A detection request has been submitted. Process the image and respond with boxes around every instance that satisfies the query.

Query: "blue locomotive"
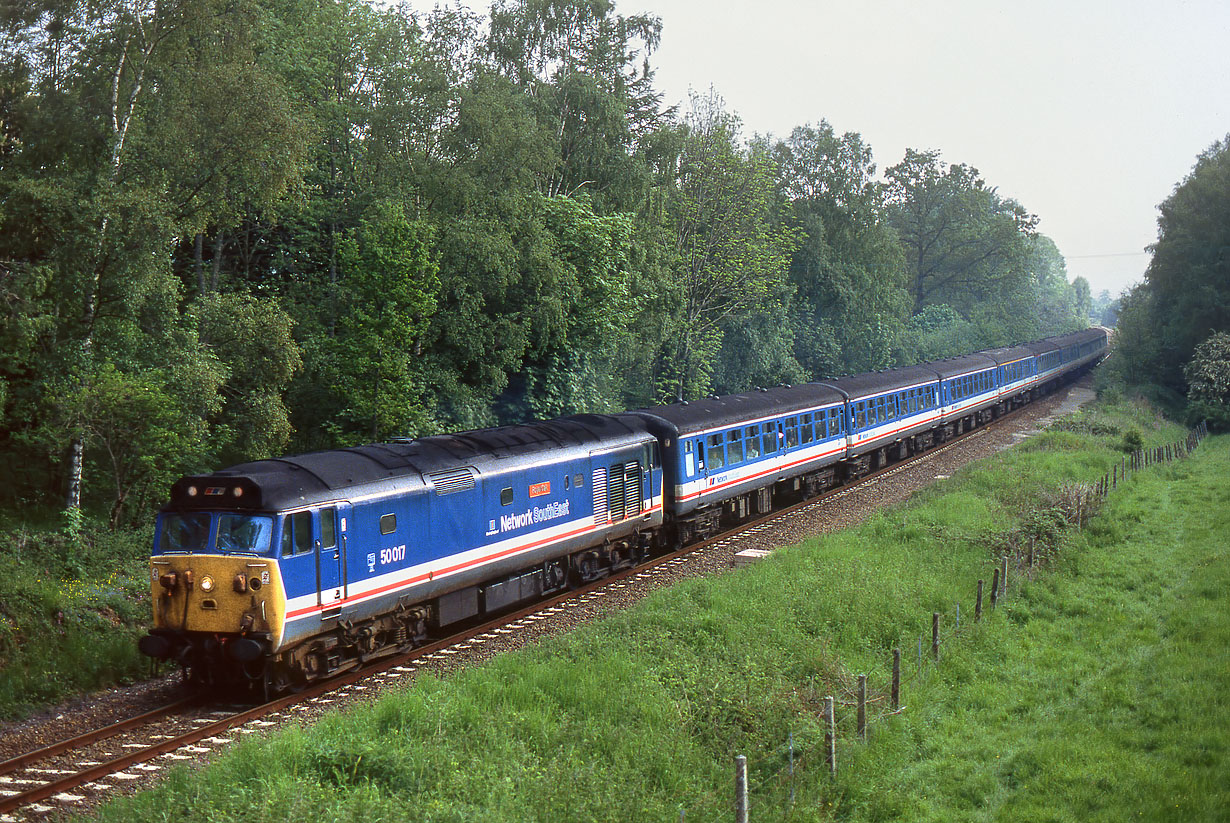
[139,327,1107,693]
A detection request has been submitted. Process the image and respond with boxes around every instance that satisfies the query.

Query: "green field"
[76,396,1226,823]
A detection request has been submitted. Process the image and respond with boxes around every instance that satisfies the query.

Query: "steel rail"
[0,695,201,779]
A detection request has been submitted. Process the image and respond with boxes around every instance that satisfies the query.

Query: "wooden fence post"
[976,579,984,621]
[735,755,748,823]
[891,649,900,711]
[990,568,1000,608]
[857,674,867,740]
[1000,556,1008,597]
[824,697,836,777]
[932,613,940,660]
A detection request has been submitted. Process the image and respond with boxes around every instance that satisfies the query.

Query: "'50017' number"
[380,545,406,565]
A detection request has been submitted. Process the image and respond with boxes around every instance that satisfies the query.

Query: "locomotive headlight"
[232,486,243,498]
[187,485,198,497]
[200,575,215,593]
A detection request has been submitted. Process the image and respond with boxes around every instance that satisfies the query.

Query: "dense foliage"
[0,0,1089,525]
[1114,135,1230,426]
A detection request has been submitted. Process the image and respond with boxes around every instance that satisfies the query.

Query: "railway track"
[0,387,1050,821]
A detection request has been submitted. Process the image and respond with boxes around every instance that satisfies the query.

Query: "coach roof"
[627,383,844,436]
[817,364,940,400]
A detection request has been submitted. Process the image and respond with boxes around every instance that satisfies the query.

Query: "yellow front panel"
[149,555,287,649]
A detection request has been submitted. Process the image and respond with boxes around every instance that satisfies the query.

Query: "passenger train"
[139,327,1108,694]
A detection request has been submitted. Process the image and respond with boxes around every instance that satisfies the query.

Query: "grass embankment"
[838,432,1230,821]
[87,397,1225,822]
[0,517,151,718]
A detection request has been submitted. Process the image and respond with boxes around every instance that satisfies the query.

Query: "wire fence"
[678,421,1210,823]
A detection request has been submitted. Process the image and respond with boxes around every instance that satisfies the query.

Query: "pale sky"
[409,0,1230,298]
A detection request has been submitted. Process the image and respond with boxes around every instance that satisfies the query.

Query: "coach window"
[784,416,799,448]
[685,441,696,476]
[855,404,865,430]
[707,434,725,470]
[745,426,761,459]
[800,414,814,445]
[762,426,776,455]
[500,487,514,506]
[727,430,744,464]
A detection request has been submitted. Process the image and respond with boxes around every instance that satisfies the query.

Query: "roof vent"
[428,468,476,495]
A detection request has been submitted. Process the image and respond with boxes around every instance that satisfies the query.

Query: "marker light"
[187,486,198,497]
[200,575,215,593]
[233,486,243,498]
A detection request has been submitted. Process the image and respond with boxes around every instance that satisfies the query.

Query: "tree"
[885,149,1037,318]
[329,201,439,443]
[193,293,303,464]
[0,0,308,517]
[487,0,664,207]
[653,91,798,400]
[1135,135,1230,392]
[770,122,908,376]
[1184,331,1230,431]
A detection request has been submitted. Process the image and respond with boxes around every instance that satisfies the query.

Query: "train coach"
[139,327,1107,694]
[627,383,848,545]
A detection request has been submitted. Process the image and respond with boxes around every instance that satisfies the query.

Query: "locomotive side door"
[316,505,348,614]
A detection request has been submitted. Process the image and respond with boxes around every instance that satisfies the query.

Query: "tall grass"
[0,517,152,717]
[82,397,1225,822]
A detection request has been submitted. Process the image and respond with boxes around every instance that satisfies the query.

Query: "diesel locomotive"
[139,327,1107,695]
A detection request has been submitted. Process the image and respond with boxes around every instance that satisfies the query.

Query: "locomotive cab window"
[281,511,313,556]
[380,513,397,534]
[217,514,274,554]
[320,508,336,550]
[500,487,514,506]
[159,512,210,552]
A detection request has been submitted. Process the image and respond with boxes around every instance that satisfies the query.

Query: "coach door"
[316,504,350,617]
